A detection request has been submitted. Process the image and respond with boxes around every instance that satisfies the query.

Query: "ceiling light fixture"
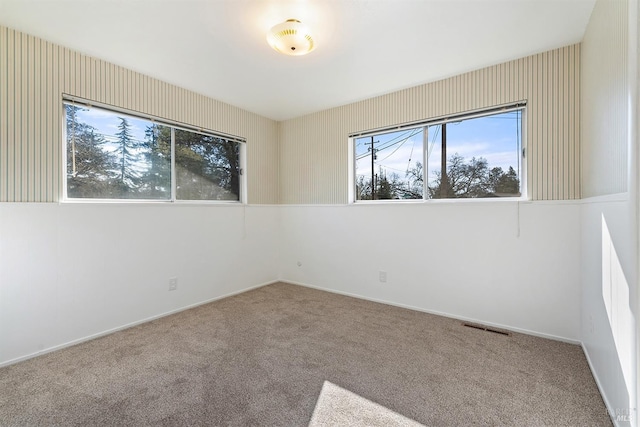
[267,19,315,56]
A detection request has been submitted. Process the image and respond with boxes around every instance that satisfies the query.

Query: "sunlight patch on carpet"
[308,381,424,427]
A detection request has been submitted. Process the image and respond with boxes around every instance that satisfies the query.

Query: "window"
[353,105,524,201]
[64,101,243,202]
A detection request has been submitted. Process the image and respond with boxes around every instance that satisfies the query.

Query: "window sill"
[60,199,244,206]
[351,196,529,205]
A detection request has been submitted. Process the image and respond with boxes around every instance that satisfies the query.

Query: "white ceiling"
[0,0,596,121]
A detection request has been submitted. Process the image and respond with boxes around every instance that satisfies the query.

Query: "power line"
[355,128,421,161]
[377,129,421,162]
[427,124,441,161]
[406,130,419,172]
[378,164,409,173]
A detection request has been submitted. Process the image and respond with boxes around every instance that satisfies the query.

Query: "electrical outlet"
[379,271,387,283]
[169,277,178,291]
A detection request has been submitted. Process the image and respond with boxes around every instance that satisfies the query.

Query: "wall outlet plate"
[169,277,178,291]
[379,271,387,283]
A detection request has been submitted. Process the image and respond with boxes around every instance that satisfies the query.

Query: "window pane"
[143,124,172,199]
[355,128,424,200]
[426,111,522,199]
[65,104,171,200]
[175,129,240,201]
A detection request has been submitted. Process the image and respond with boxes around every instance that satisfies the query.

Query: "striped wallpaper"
[581,0,629,197]
[279,45,581,203]
[0,24,584,204]
[0,25,279,204]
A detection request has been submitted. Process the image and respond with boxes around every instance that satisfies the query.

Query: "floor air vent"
[463,322,511,336]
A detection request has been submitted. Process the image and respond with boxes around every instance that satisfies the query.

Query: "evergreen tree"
[65,105,116,198]
[495,166,520,195]
[376,170,395,199]
[141,124,171,199]
[113,117,143,196]
[174,129,240,200]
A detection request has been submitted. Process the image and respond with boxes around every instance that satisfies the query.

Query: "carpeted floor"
[309,380,425,426]
[0,282,611,426]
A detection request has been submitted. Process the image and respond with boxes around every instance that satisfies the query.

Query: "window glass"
[65,104,115,199]
[175,129,240,201]
[143,123,172,199]
[353,107,523,201]
[355,128,424,200]
[64,102,242,202]
[426,110,522,199]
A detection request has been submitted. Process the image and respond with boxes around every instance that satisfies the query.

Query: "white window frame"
[61,96,247,204]
[349,102,527,203]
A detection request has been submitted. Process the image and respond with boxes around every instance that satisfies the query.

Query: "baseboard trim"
[581,343,619,426]
[0,279,279,368]
[281,279,581,345]
[4,278,615,425]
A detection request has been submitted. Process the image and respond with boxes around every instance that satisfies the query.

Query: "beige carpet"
[0,282,611,426]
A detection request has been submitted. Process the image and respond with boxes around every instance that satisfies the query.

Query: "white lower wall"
[0,203,280,366]
[279,201,581,342]
[581,195,637,424]
[3,198,636,421]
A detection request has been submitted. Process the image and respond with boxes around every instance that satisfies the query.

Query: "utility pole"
[71,117,77,177]
[440,123,448,198]
[365,136,378,199]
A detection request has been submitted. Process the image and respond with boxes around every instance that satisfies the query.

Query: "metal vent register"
[463,322,511,336]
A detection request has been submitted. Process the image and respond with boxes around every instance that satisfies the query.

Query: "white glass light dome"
[267,19,315,56]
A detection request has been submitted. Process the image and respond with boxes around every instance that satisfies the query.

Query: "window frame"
[61,96,247,204]
[349,102,527,203]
